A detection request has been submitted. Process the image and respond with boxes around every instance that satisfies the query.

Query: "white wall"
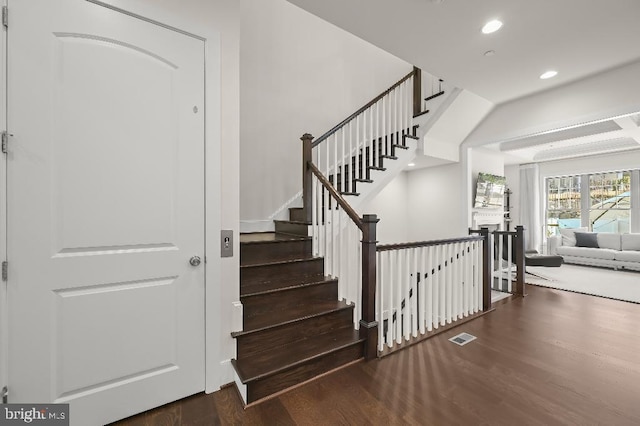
[239,0,410,227]
[360,172,409,244]
[405,163,465,241]
[100,0,240,392]
[466,59,640,146]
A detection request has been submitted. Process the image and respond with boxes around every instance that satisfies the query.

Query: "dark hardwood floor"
[112,285,640,425]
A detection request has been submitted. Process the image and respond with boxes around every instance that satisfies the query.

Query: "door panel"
[51,33,178,251]
[7,1,205,424]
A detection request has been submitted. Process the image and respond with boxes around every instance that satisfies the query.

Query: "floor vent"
[449,332,476,346]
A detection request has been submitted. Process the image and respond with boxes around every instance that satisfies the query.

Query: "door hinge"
[1,386,7,404]
[2,6,7,28]
[1,131,8,154]
[1,261,7,281]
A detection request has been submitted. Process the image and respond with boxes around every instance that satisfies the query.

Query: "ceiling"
[286,0,640,104]
[287,0,640,165]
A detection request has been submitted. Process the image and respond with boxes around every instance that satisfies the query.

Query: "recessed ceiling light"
[484,50,496,57]
[408,163,415,167]
[540,70,558,79]
[482,20,503,34]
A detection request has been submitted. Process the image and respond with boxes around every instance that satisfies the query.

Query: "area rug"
[525,264,640,304]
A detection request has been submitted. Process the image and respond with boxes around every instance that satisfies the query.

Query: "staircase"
[232,215,365,404]
[232,67,449,404]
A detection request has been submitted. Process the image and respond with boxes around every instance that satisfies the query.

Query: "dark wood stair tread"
[413,109,430,118]
[240,255,319,269]
[232,327,363,383]
[340,191,360,196]
[425,90,445,101]
[274,220,311,225]
[381,154,398,160]
[368,166,386,171]
[240,232,309,244]
[241,274,334,298]
[354,178,373,183]
[241,252,316,267]
[234,299,353,335]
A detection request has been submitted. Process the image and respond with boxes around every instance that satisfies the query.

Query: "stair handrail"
[308,162,363,229]
[312,67,421,148]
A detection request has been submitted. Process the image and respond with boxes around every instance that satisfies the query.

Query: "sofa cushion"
[597,233,622,250]
[556,246,617,260]
[615,250,640,262]
[559,227,588,247]
[621,234,640,251]
[575,232,599,248]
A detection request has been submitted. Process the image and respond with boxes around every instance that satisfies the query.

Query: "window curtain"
[519,164,541,252]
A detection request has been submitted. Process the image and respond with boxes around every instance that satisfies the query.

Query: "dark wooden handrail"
[311,68,417,148]
[377,235,484,252]
[307,161,364,230]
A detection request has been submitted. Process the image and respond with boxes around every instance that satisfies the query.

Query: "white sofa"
[548,229,640,271]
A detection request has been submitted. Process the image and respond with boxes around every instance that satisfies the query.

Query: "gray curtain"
[519,164,541,252]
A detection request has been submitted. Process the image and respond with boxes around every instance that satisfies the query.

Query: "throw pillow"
[559,227,587,247]
[575,232,599,248]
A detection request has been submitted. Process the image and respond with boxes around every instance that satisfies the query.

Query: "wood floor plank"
[111,285,640,425]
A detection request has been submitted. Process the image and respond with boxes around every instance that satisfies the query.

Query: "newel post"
[301,133,314,223]
[412,66,422,117]
[480,227,491,311]
[360,214,379,360]
[515,225,527,297]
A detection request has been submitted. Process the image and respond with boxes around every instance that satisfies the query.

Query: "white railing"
[489,228,525,294]
[420,69,447,110]
[311,176,361,325]
[311,70,416,196]
[376,237,485,353]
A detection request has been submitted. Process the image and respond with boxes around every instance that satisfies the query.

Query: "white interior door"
[7,1,205,424]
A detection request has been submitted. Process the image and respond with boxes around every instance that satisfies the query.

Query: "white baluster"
[382,96,387,157]
[388,250,395,347]
[403,249,410,341]
[433,245,440,329]
[411,248,418,338]
[452,243,458,320]
[370,107,377,179]
[356,229,362,327]
[377,251,383,352]
[418,247,425,334]
[425,246,433,331]
[507,234,513,293]
[445,244,454,324]
[340,126,345,195]
[347,122,353,194]
[467,242,473,316]
[396,249,403,345]
[333,132,338,193]
[311,175,318,256]
[477,240,483,312]
[393,87,398,148]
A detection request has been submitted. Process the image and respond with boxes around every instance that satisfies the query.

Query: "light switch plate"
[221,230,233,257]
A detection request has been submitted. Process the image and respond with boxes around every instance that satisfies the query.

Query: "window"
[589,171,631,233]
[546,175,581,236]
[546,170,635,236]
